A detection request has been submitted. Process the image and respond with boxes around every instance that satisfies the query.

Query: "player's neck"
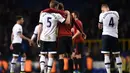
[16,22,21,25]
[75,18,78,20]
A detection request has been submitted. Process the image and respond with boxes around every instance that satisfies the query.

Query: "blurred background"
[0,0,130,73]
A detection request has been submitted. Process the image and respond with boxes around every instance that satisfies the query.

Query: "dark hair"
[72,11,79,18]
[50,1,59,8]
[101,4,109,8]
[16,16,23,21]
[58,3,64,10]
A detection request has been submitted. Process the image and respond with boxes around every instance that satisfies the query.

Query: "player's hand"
[65,10,70,15]
[10,44,13,50]
[28,39,33,46]
[37,40,40,47]
[82,33,87,39]
[72,36,75,40]
[71,28,74,33]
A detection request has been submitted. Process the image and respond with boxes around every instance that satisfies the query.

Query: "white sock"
[116,56,122,73]
[40,55,46,72]
[104,55,111,73]
[44,57,48,73]
[21,57,26,72]
[47,58,53,73]
[10,57,17,72]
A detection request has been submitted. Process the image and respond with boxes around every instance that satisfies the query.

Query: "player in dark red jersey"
[71,11,84,73]
[57,3,73,73]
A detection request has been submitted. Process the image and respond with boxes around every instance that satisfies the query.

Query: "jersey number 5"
[47,17,52,27]
[109,17,114,27]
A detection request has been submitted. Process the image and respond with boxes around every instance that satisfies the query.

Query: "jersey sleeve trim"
[99,22,103,24]
[39,22,43,24]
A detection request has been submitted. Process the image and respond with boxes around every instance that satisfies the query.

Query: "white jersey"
[33,25,39,35]
[99,11,119,38]
[39,12,65,42]
[12,24,23,44]
[31,25,39,40]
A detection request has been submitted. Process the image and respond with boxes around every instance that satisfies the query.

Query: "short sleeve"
[18,26,22,34]
[34,25,39,34]
[56,14,65,23]
[99,13,104,24]
[115,11,119,20]
[75,20,83,29]
[39,13,44,24]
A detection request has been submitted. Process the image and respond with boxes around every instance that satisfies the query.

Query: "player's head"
[101,4,110,12]
[72,11,79,19]
[49,0,59,9]
[16,16,24,24]
[57,3,64,10]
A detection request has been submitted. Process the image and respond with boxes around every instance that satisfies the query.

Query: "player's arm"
[72,30,81,40]
[31,25,39,41]
[98,13,103,29]
[37,24,42,43]
[31,33,37,41]
[57,11,70,25]
[72,19,86,39]
[10,32,14,50]
[37,12,43,44]
[11,32,14,43]
[72,21,83,39]
[20,34,30,41]
[64,10,71,25]
[18,28,32,46]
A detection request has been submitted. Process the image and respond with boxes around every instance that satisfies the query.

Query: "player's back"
[40,12,65,42]
[102,11,119,38]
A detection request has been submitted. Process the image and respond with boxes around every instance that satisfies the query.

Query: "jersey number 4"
[109,17,114,27]
[47,17,52,27]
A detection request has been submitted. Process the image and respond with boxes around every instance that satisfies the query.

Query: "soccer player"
[72,11,84,73]
[37,1,71,73]
[98,4,122,73]
[10,16,33,73]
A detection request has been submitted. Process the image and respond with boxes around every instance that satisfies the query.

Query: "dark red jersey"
[73,19,84,43]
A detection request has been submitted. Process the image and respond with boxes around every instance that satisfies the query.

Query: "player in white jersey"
[98,4,122,73]
[37,1,71,73]
[10,16,33,73]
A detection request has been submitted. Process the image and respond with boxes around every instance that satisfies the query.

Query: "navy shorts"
[73,42,84,54]
[12,43,24,56]
[40,41,57,54]
[101,35,120,54]
[58,36,72,54]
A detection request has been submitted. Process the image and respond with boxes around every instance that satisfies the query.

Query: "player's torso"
[40,13,59,41]
[58,23,72,37]
[102,11,119,38]
[74,20,84,43]
[12,24,22,44]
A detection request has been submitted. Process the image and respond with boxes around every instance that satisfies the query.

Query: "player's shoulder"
[108,11,118,14]
[51,13,61,16]
[40,12,48,17]
[99,12,105,17]
[13,24,22,31]
[35,25,39,29]
[13,24,21,28]
[76,19,82,24]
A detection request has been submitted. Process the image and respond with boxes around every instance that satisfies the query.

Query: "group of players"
[10,1,86,73]
[10,0,123,73]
